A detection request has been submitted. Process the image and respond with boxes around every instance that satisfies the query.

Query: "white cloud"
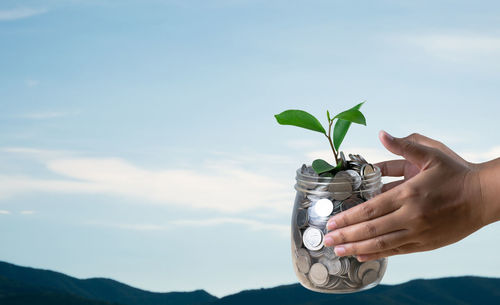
[405,33,500,61]
[0,151,291,214]
[89,217,288,235]
[0,7,47,21]
[0,210,11,215]
[20,210,36,215]
[461,146,500,163]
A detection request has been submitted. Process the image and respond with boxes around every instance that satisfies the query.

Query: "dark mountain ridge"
[0,261,215,305]
[1,260,499,305]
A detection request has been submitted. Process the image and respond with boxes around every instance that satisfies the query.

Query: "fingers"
[379,130,436,169]
[356,243,421,261]
[382,180,404,192]
[406,133,468,164]
[324,210,405,246]
[327,186,400,231]
[375,159,406,177]
[331,230,409,257]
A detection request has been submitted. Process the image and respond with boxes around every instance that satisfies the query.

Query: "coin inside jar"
[361,163,376,178]
[357,260,381,280]
[328,171,352,200]
[362,269,379,286]
[296,250,312,274]
[345,169,362,190]
[319,257,342,275]
[302,227,324,251]
[313,198,334,217]
[309,263,329,286]
[296,209,308,228]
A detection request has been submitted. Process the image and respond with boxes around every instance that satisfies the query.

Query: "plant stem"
[325,119,338,165]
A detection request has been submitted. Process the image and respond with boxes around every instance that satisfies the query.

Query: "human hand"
[323,131,486,261]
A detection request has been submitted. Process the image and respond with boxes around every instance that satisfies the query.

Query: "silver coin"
[292,226,302,248]
[362,269,379,286]
[296,250,312,274]
[357,260,381,279]
[309,248,325,258]
[309,263,329,286]
[339,257,351,275]
[323,246,337,259]
[328,172,352,200]
[340,151,347,168]
[313,198,334,217]
[308,216,328,228]
[324,276,342,289]
[345,169,362,190]
[356,154,368,164]
[307,194,321,202]
[348,259,361,283]
[302,227,324,251]
[341,196,365,211]
[296,209,308,228]
[319,257,343,275]
[343,278,360,288]
[361,163,376,178]
[296,248,309,257]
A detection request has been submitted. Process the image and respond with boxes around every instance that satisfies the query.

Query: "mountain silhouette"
[0,261,215,305]
[1,260,499,305]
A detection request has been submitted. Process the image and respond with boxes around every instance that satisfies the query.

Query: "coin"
[296,209,308,228]
[325,276,342,289]
[293,226,302,248]
[362,270,378,286]
[302,227,324,251]
[313,198,334,217]
[356,154,368,164]
[361,163,376,178]
[340,151,347,168]
[296,250,312,274]
[345,169,362,190]
[339,257,350,275]
[319,257,342,275]
[309,248,325,258]
[348,259,361,283]
[329,172,352,200]
[357,260,381,279]
[323,246,337,259]
[341,196,364,211]
[309,263,329,286]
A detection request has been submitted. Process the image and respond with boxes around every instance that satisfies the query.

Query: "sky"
[1,0,500,298]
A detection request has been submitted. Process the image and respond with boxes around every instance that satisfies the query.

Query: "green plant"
[274,102,366,175]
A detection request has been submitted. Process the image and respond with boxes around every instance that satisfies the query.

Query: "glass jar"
[291,164,387,293]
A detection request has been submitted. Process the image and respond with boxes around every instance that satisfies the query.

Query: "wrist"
[476,158,500,225]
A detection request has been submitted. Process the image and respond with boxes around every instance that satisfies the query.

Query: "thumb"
[379,130,435,169]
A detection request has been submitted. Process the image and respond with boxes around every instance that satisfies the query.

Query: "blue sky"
[1,0,500,297]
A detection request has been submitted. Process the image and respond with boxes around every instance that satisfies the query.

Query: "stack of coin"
[292,152,387,293]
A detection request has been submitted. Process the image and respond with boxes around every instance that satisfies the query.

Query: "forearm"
[477,158,500,225]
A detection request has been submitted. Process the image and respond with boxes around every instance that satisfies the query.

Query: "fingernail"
[381,130,394,141]
[356,255,366,262]
[327,219,337,231]
[324,236,333,247]
[334,246,346,256]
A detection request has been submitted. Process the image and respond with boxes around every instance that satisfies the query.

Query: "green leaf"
[333,102,365,151]
[333,109,366,125]
[274,110,326,134]
[312,159,335,174]
[327,110,331,122]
